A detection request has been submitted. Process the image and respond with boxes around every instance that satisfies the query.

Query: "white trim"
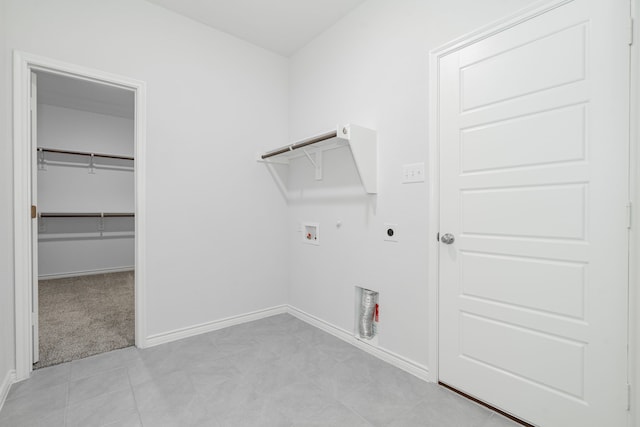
[13,52,32,382]
[287,306,431,382]
[133,77,148,350]
[426,47,440,383]
[13,51,147,380]
[145,305,288,347]
[429,0,574,57]
[38,266,135,280]
[0,370,16,412]
[630,0,639,425]
[426,0,578,387]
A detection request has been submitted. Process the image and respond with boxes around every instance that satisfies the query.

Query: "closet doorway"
[32,71,136,368]
[13,52,147,379]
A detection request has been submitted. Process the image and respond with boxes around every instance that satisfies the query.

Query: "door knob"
[440,233,455,244]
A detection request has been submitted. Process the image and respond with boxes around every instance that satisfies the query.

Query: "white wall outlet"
[303,222,320,245]
[402,162,425,183]
[384,223,398,242]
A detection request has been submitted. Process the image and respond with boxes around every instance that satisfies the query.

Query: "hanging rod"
[261,130,338,160]
[39,212,135,218]
[38,147,134,161]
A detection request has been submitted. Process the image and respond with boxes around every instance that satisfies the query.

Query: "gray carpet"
[35,271,134,369]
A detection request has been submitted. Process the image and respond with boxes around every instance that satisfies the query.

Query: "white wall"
[37,104,135,278]
[0,0,16,394]
[4,0,290,340]
[38,104,134,156]
[287,0,536,370]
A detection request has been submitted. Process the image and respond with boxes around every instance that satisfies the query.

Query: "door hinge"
[630,17,634,46]
[627,383,631,411]
[627,203,632,229]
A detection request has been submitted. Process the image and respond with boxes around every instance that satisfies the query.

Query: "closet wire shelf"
[38,212,135,218]
[38,147,134,161]
[37,213,135,238]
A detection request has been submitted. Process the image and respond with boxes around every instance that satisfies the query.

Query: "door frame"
[630,0,639,424]
[426,0,634,419]
[12,51,148,380]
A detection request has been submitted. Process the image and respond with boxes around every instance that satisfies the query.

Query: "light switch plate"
[402,162,425,183]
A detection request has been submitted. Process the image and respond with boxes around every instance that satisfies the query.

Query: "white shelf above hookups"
[257,124,377,194]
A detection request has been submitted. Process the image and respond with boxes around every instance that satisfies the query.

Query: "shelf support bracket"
[98,212,105,237]
[302,148,323,180]
[315,150,322,181]
[89,153,96,174]
[38,213,45,233]
[38,148,47,171]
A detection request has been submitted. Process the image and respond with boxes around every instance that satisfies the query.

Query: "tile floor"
[0,314,520,427]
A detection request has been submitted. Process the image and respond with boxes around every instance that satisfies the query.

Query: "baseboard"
[287,305,431,382]
[39,266,135,280]
[0,369,16,412]
[140,303,430,383]
[145,305,288,347]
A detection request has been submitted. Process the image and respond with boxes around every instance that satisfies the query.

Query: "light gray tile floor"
[0,314,521,427]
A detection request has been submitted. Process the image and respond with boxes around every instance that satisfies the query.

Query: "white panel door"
[437,1,629,426]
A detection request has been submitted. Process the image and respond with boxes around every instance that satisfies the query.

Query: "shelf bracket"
[315,150,323,181]
[38,148,47,171]
[89,153,96,174]
[38,213,46,233]
[302,148,323,180]
[301,148,316,168]
[98,212,105,237]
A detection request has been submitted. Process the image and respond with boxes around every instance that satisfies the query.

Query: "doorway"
[13,52,147,379]
[33,71,136,368]
[428,0,630,426]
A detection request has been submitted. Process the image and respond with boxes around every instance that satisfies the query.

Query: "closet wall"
[37,103,134,278]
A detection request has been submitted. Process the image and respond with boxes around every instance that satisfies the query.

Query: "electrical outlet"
[384,223,398,242]
[402,162,425,183]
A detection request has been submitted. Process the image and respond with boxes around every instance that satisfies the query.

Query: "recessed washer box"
[302,222,319,245]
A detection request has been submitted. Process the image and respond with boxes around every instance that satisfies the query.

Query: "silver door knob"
[441,233,455,244]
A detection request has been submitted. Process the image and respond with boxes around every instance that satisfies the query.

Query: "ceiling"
[36,71,134,119]
[145,0,368,57]
[35,1,368,115]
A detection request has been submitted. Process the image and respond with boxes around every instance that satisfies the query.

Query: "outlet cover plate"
[402,162,425,183]
[384,223,398,242]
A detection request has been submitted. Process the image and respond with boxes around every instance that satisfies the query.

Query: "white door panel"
[460,105,586,174]
[461,25,586,111]
[437,1,629,425]
[461,184,587,240]
[459,251,586,318]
